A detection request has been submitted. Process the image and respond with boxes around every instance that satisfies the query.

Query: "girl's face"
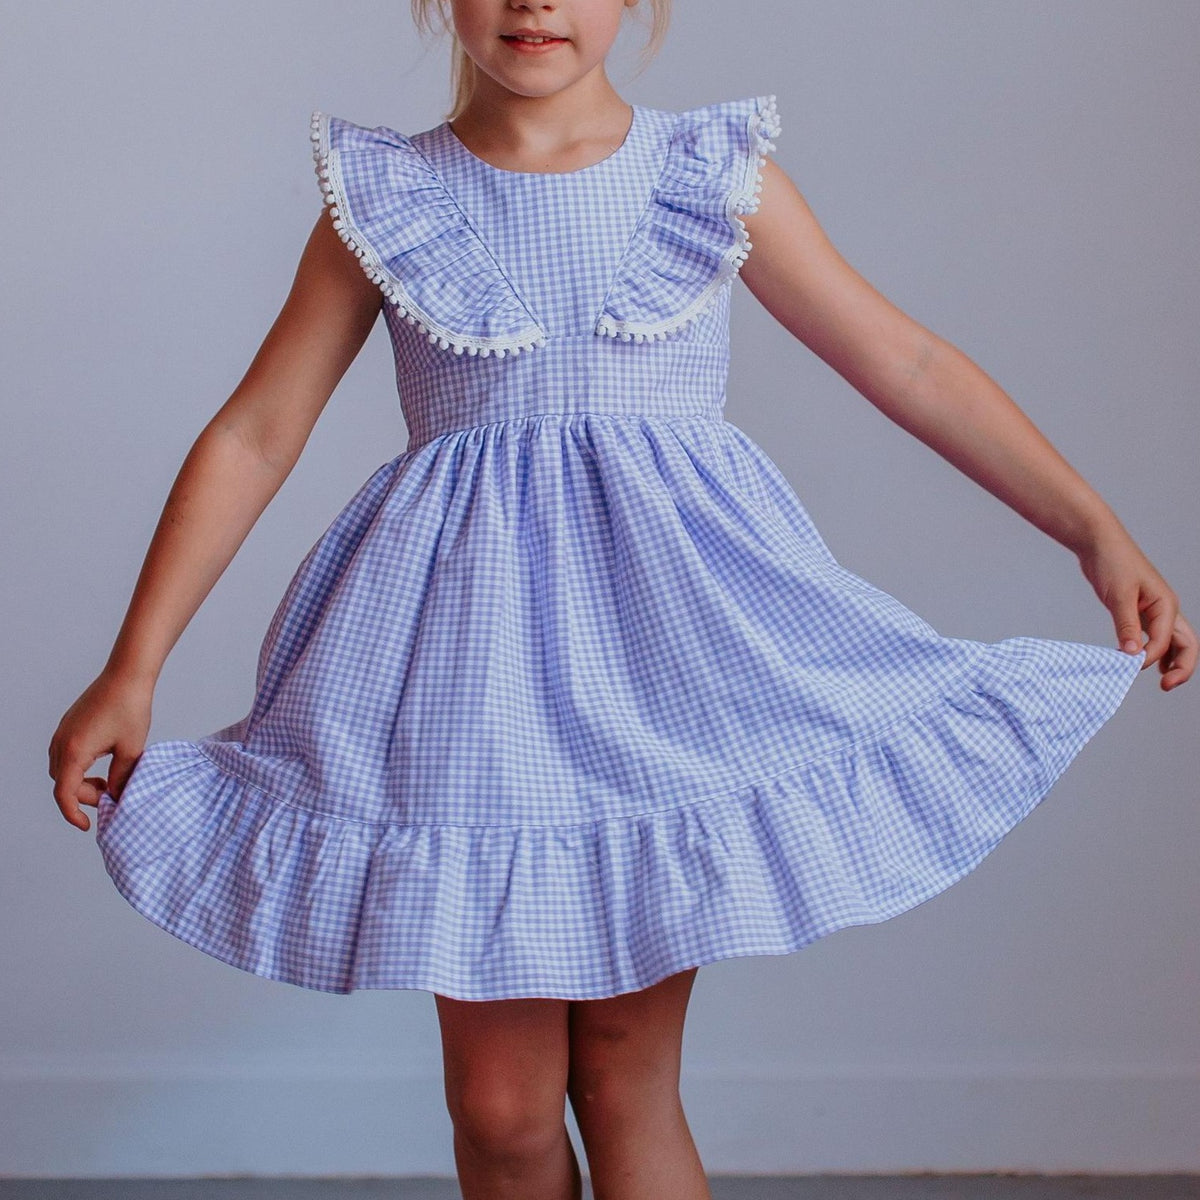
[449,0,637,101]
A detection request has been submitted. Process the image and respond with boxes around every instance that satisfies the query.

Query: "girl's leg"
[566,966,710,1200]
[433,992,582,1200]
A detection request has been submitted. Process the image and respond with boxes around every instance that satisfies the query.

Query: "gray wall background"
[4,0,1197,1179]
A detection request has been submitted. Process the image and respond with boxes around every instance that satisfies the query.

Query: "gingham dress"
[94,94,1145,1001]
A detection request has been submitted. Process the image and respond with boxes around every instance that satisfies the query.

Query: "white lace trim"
[594,94,781,344]
[310,111,549,358]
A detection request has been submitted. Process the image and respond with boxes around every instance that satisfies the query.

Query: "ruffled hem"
[595,94,782,344]
[94,641,1142,1001]
[310,110,548,357]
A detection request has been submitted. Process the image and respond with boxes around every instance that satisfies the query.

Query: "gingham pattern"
[94,96,1145,1001]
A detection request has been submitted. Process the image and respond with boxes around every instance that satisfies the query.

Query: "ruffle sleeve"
[596,94,782,343]
[310,110,549,357]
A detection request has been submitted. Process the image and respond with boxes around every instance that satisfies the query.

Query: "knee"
[446,1080,565,1164]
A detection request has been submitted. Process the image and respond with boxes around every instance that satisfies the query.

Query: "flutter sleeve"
[309,109,547,357]
[595,94,782,343]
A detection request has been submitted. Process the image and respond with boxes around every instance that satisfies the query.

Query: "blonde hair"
[410,0,672,121]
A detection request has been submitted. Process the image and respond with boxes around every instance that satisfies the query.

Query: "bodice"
[310,95,781,448]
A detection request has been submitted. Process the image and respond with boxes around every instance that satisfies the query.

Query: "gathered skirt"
[95,413,1144,1000]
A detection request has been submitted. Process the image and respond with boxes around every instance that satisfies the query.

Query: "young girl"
[50,0,1193,1196]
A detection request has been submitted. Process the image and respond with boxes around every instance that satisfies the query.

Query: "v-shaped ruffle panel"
[595,94,782,343]
[311,95,782,357]
[311,110,549,357]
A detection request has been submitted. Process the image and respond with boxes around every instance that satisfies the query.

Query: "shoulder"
[668,93,780,139]
[638,92,784,235]
[310,109,415,152]
[652,94,782,228]
[309,109,431,200]
[662,94,780,182]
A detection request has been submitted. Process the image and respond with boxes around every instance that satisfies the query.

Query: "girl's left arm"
[738,158,1195,691]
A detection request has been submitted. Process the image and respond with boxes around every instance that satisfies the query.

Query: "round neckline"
[442,104,641,178]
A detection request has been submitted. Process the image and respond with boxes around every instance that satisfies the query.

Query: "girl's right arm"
[49,211,382,831]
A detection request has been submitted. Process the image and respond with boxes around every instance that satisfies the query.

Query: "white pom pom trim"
[310,110,548,357]
[594,94,781,344]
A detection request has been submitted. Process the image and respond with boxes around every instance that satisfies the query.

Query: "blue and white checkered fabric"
[95,95,1145,1000]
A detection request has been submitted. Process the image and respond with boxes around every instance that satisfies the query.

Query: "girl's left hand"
[1076,527,1196,691]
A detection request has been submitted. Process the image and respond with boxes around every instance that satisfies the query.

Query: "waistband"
[394,336,731,448]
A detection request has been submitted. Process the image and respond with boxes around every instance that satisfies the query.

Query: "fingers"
[1138,590,1179,672]
[106,746,143,803]
[79,776,110,808]
[47,728,63,783]
[48,728,113,831]
[1158,613,1198,692]
[51,751,92,832]
[1113,591,1145,657]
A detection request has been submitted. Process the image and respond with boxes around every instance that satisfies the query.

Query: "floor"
[0,1178,1196,1199]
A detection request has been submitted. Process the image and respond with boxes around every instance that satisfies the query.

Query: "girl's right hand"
[48,672,153,832]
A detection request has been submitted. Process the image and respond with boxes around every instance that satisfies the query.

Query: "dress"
[94,94,1145,1002]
